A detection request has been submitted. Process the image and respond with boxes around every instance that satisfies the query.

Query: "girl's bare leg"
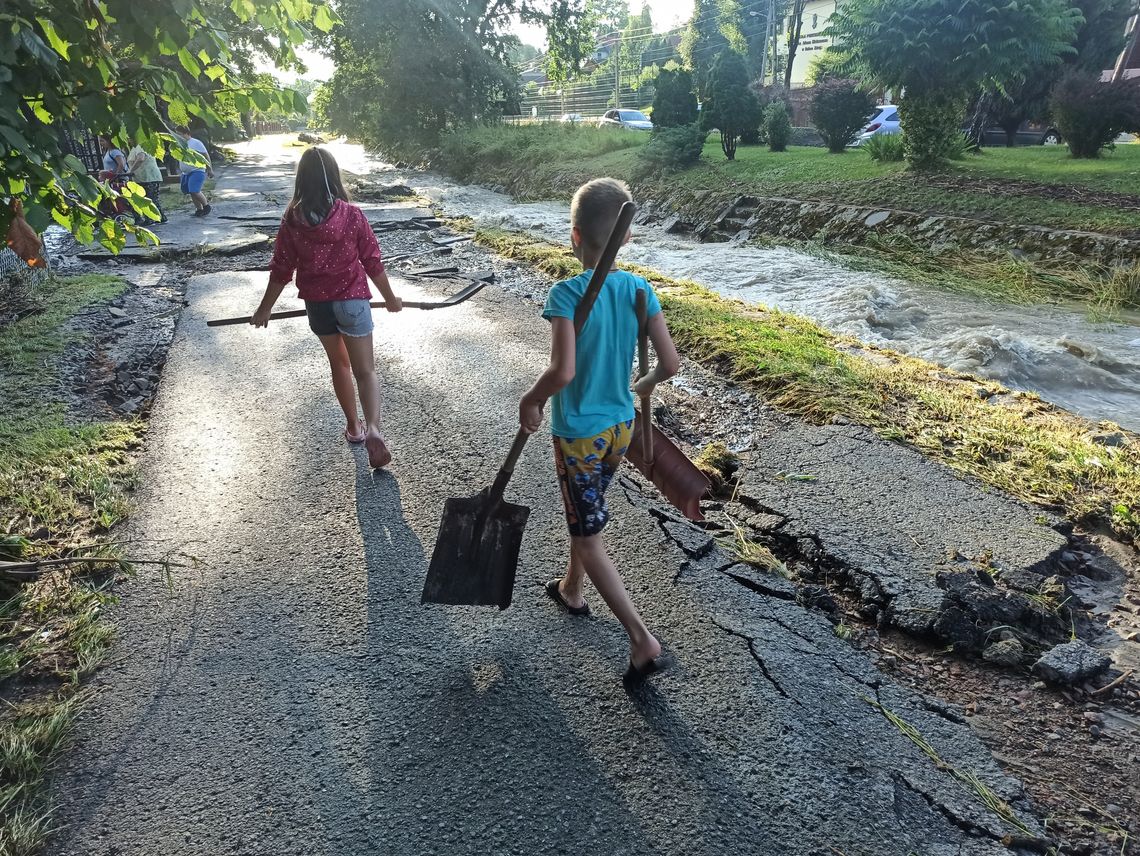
[317,334,362,436]
[340,333,389,466]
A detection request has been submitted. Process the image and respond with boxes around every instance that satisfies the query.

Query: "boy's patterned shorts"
[553,420,633,537]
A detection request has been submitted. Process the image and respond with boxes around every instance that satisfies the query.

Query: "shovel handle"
[635,288,653,465]
[489,427,530,504]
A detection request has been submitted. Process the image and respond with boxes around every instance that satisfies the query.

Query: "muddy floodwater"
[330,141,1140,431]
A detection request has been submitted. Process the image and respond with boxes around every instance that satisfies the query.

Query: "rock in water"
[982,638,1025,668]
[1032,640,1111,685]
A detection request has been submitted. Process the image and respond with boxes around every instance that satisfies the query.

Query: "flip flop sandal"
[344,426,366,444]
[622,652,673,689]
[544,579,590,616]
[365,435,392,469]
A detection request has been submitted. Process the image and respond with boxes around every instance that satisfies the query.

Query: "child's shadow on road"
[352,459,778,854]
[352,460,660,850]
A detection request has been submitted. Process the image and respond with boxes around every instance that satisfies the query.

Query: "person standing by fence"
[174,125,213,217]
[127,141,167,225]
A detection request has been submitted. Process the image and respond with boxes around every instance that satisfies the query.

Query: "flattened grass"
[476,227,1139,542]
[0,273,142,856]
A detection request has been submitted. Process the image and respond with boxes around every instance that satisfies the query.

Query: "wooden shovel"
[625,290,710,521]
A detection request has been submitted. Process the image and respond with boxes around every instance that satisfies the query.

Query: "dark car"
[977,120,1063,147]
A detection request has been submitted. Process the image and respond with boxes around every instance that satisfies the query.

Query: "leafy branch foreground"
[476,228,1140,543]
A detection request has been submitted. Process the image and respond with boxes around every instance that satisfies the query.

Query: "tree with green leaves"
[681,0,732,96]
[700,50,759,159]
[827,0,1081,168]
[322,0,591,154]
[981,0,1136,146]
[2,0,336,252]
[651,68,699,127]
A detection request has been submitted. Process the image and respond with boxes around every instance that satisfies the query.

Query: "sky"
[262,0,694,82]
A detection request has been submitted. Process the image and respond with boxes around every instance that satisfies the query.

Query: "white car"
[561,113,584,124]
[598,109,653,131]
[852,105,900,146]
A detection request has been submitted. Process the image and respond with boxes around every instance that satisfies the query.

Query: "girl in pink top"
[250,147,402,468]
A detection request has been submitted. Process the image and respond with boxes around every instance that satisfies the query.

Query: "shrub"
[764,101,792,152]
[898,91,968,168]
[651,69,699,128]
[809,79,875,153]
[862,132,904,162]
[744,84,786,145]
[944,131,975,161]
[635,123,708,177]
[1051,71,1140,158]
[739,95,765,145]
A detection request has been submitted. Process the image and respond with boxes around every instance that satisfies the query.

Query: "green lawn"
[438,125,1140,237]
[962,143,1140,193]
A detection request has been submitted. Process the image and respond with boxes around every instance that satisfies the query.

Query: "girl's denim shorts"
[305,299,373,337]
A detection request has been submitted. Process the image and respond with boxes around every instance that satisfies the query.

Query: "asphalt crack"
[892,774,1050,853]
[710,618,803,707]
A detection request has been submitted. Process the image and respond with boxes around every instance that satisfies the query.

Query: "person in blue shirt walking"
[519,177,680,687]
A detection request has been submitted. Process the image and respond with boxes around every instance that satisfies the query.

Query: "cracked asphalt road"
[52,150,1048,856]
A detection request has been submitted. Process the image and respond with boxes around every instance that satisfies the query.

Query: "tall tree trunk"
[964,91,994,147]
[783,0,806,89]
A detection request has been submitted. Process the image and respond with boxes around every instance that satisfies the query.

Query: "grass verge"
[0,272,142,855]
[475,227,1140,544]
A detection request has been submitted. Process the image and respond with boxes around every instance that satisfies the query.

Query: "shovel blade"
[625,418,709,522]
[422,488,530,610]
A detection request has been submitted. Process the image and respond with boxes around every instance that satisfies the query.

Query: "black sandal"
[622,652,673,688]
[544,579,590,616]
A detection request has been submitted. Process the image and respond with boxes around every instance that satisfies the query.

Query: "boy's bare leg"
[190,191,209,210]
[571,534,662,667]
[317,334,362,435]
[557,546,589,610]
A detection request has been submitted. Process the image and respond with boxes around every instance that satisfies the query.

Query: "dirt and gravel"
[40,144,1140,856]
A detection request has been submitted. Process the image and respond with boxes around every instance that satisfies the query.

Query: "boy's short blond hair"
[570,178,632,252]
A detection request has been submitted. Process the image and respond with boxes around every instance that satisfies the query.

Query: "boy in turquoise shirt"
[519,178,680,686]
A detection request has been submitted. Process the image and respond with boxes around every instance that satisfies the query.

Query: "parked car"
[561,113,584,124]
[598,109,653,131]
[851,105,900,146]
[976,121,1063,147]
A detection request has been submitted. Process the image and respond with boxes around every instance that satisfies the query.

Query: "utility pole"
[767,0,777,86]
[613,30,621,108]
[753,9,768,84]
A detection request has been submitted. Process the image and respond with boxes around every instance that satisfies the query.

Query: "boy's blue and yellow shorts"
[553,420,632,537]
